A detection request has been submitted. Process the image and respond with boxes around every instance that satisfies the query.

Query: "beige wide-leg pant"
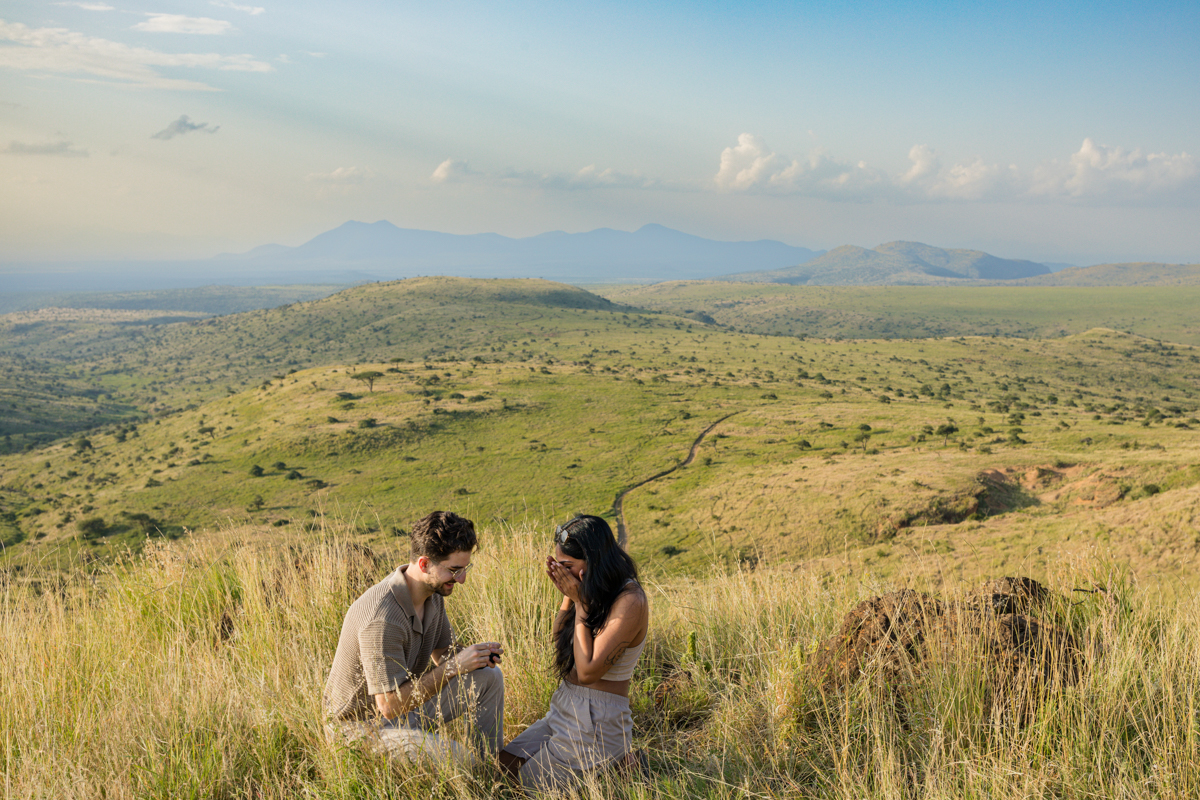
[502,681,633,793]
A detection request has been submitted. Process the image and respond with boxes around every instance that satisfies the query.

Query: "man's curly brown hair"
[409,511,477,562]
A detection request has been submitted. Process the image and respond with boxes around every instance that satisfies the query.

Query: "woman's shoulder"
[614,579,649,611]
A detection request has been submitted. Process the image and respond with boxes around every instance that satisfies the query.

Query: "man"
[323,511,504,763]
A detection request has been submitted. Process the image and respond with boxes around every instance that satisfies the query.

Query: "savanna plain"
[2,278,1199,798]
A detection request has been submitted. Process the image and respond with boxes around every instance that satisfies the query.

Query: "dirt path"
[610,411,742,548]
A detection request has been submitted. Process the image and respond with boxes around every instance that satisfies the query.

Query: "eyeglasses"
[443,562,473,579]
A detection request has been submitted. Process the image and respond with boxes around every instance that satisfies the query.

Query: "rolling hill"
[1014,262,1200,286]
[2,277,1199,596]
[721,241,1050,284]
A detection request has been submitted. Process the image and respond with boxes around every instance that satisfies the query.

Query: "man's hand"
[546,556,584,606]
[449,642,504,676]
[374,641,504,718]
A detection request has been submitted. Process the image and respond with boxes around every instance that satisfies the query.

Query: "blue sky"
[2,0,1198,265]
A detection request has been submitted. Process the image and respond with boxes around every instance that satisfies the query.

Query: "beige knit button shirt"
[323,565,453,721]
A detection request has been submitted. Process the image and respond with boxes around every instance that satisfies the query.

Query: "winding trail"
[610,411,742,548]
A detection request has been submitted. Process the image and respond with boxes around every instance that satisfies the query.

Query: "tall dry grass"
[2,519,1198,798]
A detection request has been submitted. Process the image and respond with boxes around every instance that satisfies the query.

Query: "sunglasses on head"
[555,519,580,544]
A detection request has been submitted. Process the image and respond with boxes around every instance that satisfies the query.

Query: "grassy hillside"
[597,282,1200,345]
[3,280,1198,592]
[0,278,629,451]
[3,523,1198,799]
[1016,262,1200,286]
[0,284,349,315]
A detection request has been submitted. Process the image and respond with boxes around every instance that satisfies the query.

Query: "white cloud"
[210,0,265,15]
[4,140,88,157]
[430,159,478,183]
[54,2,114,10]
[305,166,374,183]
[715,133,888,200]
[0,19,272,90]
[151,115,218,139]
[432,158,666,191]
[1031,138,1198,202]
[714,134,1199,205]
[714,133,783,191]
[566,164,654,189]
[133,14,234,35]
[899,144,939,185]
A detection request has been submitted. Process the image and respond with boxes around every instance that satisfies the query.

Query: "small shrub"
[358,418,377,429]
[285,470,302,480]
[77,517,107,539]
[249,464,264,477]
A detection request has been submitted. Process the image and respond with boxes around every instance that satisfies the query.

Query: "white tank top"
[598,581,647,681]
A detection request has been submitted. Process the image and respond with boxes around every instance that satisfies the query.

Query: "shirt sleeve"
[359,616,412,696]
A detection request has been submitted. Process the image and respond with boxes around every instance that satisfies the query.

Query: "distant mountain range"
[721,241,1050,285]
[213,221,824,283]
[3,221,1197,293]
[1,222,823,292]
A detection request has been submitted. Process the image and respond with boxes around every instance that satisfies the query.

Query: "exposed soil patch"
[978,464,1129,510]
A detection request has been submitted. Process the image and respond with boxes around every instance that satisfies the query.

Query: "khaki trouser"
[502,681,632,793]
[328,665,505,764]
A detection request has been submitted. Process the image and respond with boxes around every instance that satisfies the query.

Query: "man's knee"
[472,664,504,694]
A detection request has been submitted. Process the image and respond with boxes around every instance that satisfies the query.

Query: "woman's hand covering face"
[546,555,585,606]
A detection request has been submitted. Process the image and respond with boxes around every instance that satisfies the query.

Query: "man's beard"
[434,580,456,597]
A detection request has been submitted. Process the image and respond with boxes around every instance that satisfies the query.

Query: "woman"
[500,515,649,791]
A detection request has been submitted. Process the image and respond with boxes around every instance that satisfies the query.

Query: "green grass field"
[4,277,1200,798]
[2,278,1198,593]
[596,282,1200,344]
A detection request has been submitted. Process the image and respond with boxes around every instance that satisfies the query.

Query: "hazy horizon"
[2,0,1198,269]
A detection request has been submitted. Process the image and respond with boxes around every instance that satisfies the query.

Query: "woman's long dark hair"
[552,515,639,680]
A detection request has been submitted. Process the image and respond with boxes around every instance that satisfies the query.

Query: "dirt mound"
[810,589,944,687]
[811,577,1084,716]
[976,464,1127,510]
[966,576,1054,615]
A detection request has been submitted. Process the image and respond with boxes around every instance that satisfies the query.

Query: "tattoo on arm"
[604,641,631,667]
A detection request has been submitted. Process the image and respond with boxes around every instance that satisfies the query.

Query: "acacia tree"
[352,371,384,392]
[935,423,959,446]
